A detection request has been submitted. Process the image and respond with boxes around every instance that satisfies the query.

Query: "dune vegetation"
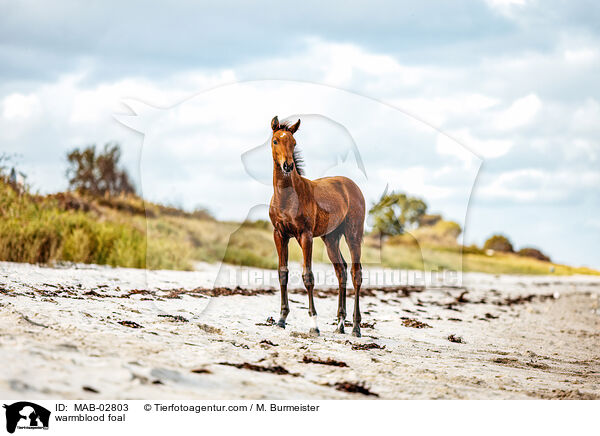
[0,179,597,276]
[0,143,596,275]
[0,181,146,268]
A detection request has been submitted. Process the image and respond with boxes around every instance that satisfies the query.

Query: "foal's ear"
[289,119,301,134]
[271,116,280,131]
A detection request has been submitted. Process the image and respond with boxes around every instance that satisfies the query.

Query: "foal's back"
[310,176,365,237]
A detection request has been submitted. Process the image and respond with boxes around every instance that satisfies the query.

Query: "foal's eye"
[273,140,278,145]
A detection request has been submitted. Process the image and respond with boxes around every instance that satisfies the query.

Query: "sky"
[0,0,599,268]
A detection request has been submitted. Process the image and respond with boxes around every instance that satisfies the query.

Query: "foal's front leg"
[274,230,290,328]
[299,232,319,336]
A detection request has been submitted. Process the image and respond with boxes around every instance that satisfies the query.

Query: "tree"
[483,234,514,253]
[66,143,135,196]
[368,190,427,237]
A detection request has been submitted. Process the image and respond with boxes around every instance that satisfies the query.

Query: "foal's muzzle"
[282,161,294,175]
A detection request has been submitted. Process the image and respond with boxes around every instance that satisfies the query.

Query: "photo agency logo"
[115,80,481,317]
[3,402,50,434]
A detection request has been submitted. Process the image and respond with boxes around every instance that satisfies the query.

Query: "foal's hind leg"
[345,235,363,337]
[323,232,347,333]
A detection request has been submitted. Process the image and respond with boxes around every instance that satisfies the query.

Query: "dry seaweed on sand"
[290,331,314,339]
[190,368,212,374]
[219,362,298,376]
[329,381,379,397]
[256,316,276,326]
[528,389,600,400]
[494,293,554,307]
[149,284,425,299]
[447,334,464,343]
[315,285,425,298]
[260,339,278,347]
[302,355,348,367]
[401,318,432,329]
[197,323,222,334]
[158,314,189,322]
[122,289,154,298]
[331,320,375,329]
[118,320,143,328]
[20,313,48,328]
[82,386,100,393]
[351,342,385,351]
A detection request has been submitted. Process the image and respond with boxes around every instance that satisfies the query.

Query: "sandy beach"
[1,261,599,399]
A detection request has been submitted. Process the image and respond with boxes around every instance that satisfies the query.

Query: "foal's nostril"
[282,161,294,173]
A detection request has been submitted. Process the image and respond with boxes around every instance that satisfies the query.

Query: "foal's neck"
[272,161,306,202]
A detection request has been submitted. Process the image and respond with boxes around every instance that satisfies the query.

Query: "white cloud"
[564,48,598,64]
[440,128,513,160]
[2,93,41,120]
[312,41,422,87]
[492,94,542,131]
[566,139,599,162]
[392,94,499,127]
[484,0,528,18]
[479,168,600,202]
[436,132,478,167]
[571,98,600,133]
[376,166,456,200]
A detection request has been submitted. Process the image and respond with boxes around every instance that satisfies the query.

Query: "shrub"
[483,234,514,253]
[418,214,442,227]
[518,247,551,262]
[411,220,462,247]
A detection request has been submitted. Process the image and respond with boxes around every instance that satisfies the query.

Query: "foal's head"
[271,115,302,176]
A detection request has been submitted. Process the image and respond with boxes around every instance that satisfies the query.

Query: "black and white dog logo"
[3,402,50,434]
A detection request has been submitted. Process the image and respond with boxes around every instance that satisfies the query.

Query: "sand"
[0,260,599,399]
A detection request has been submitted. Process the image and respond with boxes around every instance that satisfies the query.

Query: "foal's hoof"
[309,327,320,337]
[276,319,286,329]
[351,327,361,337]
[334,323,345,334]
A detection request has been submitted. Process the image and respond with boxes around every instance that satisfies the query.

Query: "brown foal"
[268,116,366,337]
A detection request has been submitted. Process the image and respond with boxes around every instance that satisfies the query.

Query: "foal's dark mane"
[292,149,304,176]
[276,121,304,176]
